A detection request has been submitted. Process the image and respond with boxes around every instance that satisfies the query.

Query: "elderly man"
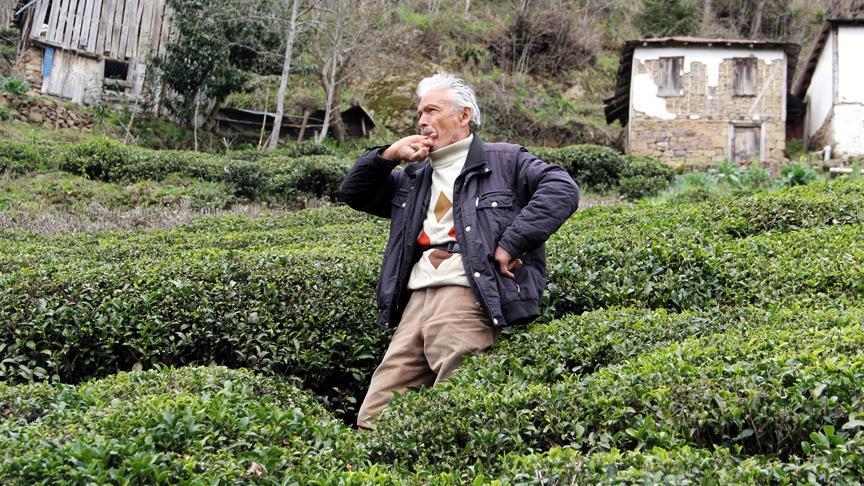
[339,73,579,429]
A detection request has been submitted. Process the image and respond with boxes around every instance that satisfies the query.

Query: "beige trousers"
[356,286,499,429]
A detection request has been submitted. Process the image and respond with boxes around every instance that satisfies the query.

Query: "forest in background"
[138,0,864,150]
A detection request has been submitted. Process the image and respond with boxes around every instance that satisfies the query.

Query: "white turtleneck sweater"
[407,134,473,290]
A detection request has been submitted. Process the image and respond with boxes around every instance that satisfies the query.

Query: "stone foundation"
[627,118,785,169]
[0,93,95,130]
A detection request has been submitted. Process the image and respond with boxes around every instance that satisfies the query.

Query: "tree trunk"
[702,0,712,35]
[331,82,346,144]
[316,28,341,144]
[268,0,301,148]
[749,0,765,39]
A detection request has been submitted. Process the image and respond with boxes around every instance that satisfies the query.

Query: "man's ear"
[460,107,471,127]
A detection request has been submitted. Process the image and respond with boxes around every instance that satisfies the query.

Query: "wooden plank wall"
[0,0,17,28]
[28,0,171,61]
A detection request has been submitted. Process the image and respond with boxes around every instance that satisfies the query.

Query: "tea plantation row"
[3,306,864,483]
[1,137,674,205]
[2,178,863,418]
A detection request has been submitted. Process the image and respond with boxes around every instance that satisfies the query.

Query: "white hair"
[416,73,481,131]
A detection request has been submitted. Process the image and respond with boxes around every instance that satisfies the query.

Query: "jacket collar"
[463,133,488,174]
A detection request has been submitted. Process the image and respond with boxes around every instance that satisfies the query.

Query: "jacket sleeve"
[497,148,580,256]
[338,147,404,219]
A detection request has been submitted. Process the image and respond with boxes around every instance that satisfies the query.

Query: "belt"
[425,241,461,253]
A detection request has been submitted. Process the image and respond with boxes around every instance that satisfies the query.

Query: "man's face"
[417,88,471,152]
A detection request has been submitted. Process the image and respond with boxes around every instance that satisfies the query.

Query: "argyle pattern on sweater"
[407,135,472,290]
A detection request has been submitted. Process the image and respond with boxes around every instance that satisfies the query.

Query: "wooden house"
[15,0,172,105]
[604,37,800,167]
[794,19,864,158]
[213,105,376,142]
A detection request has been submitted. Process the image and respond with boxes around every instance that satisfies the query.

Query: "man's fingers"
[498,259,515,278]
[508,259,523,271]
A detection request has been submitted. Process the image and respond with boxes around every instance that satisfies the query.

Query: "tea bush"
[0,366,372,483]
[3,179,864,400]
[58,138,351,204]
[4,161,864,481]
[531,144,627,190]
[618,154,676,200]
[0,208,389,417]
[370,307,864,472]
[0,138,56,175]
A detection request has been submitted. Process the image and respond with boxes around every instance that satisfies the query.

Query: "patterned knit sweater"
[407,134,473,290]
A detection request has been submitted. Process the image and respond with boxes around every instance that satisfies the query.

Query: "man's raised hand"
[381,135,433,163]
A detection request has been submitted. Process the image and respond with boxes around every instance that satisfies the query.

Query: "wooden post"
[297,109,310,142]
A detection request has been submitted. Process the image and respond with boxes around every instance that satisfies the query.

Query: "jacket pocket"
[475,190,513,210]
[476,190,515,242]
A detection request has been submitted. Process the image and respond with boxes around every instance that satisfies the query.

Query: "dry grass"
[0,201,296,235]
[579,193,627,209]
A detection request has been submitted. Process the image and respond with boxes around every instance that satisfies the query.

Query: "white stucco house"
[604,37,799,167]
[794,19,864,158]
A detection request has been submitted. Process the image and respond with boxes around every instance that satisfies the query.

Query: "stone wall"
[627,54,788,167]
[0,94,95,130]
[628,119,785,169]
[14,47,43,95]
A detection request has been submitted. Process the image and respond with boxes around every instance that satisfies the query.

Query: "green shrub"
[0,139,55,175]
[59,138,131,180]
[57,139,351,205]
[370,307,864,472]
[3,178,864,421]
[496,443,864,484]
[532,144,626,190]
[0,106,10,121]
[0,75,29,96]
[618,155,675,200]
[662,161,782,203]
[0,207,389,418]
[231,142,338,161]
[0,366,370,483]
[779,161,819,187]
[263,155,352,203]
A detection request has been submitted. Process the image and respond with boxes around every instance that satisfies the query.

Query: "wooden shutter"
[733,58,757,96]
[733,126,760,162]
[657,57,683,96]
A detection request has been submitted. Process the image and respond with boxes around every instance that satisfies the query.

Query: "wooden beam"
[51,0,69,44]
[118,0,137,58]
[76,0,95,50]
[157,2,171,56]
[69,0,92,49]
[110,0,125,56]
[30,0,51,40]
[63,0,85,49]
[137,0,154,57]
[126,0,144,59]
[99,0,116,55]
[86,0,102,52]
[298,110,310,142]
[148,0,165,54]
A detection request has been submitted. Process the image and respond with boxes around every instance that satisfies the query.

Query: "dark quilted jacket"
[339,135,579,328]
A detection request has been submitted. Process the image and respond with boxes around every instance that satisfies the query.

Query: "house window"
[657,57,683,96]
[733,58,757,96]
[103,59,129,92]
[732,125,761,162]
